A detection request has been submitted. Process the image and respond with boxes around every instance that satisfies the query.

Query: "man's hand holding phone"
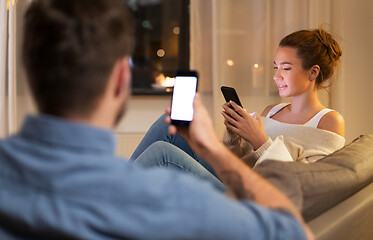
[166,93,222,156]
[168,70,222,154]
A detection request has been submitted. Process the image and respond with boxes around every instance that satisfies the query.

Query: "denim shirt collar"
[20,114,116,153]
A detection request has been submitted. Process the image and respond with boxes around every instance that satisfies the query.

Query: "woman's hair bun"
[315,28,342,64]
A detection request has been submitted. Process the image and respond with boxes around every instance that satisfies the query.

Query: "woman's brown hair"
[279,28,342,89]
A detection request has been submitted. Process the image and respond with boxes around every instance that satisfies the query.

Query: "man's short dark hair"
[23,0,134,116]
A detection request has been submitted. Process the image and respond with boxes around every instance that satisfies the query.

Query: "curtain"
[191,0,335,137]
[0,0,34,138]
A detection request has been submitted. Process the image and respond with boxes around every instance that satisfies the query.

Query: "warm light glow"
[251,64,264,89]
[226,59,234,66]
[164,77,175,87]
[155,73,175,87]
[173,27,180,35]
[157,49,165,57]
[7,0,18,10]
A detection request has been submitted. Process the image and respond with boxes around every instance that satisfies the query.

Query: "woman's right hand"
[221,101,268,150]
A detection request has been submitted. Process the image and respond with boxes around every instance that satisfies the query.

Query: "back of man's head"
[23,0,134,117]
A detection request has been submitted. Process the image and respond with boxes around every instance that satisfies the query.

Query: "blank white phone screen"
[171,76,197,121]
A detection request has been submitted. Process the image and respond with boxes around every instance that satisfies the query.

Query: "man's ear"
[114,57,131,97]
[309,65,320,81]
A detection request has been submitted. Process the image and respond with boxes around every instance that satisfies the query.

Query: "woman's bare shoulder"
[318,110,345,137]
[261,103,281,117]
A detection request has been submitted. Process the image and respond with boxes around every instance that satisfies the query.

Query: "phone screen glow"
[171,76,197,121]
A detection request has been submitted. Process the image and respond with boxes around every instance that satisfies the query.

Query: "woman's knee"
[147,141,181,161]
[148,114,169,135]
[134,141,177,168]
[144,141,194,170]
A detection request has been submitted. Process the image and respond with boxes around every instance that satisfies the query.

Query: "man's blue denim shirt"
[0,115,306,239]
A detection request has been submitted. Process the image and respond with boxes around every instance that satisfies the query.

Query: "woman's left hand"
[222,101,269,150]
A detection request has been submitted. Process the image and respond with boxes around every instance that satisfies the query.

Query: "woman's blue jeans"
[130,114,226,192]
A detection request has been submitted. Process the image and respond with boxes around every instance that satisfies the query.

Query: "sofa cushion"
[254,134,373,222]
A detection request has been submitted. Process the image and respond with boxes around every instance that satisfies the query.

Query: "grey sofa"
[308,182,373,240]
[255,134,373,240]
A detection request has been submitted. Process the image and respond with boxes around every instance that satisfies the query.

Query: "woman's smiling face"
[273,47,314,98]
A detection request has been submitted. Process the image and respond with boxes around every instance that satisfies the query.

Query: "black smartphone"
[221,86,243,107]
[170,70,198,126]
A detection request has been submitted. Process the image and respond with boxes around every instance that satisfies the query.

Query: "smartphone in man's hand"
[170,71,198,126]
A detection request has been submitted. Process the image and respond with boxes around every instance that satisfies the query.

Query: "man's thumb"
[193,93,201,107]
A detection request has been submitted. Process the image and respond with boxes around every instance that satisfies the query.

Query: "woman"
[130,28,345,191]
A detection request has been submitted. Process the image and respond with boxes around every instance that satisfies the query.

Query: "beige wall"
[330,0,373,143]
[115,96,169,158]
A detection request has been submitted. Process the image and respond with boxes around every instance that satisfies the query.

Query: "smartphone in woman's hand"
[221,86,243,108]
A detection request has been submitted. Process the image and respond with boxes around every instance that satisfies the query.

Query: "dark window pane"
[125,0,190,95]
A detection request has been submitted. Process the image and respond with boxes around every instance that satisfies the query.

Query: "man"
[0,0,313,239]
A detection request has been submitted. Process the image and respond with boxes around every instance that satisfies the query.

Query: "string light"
[226,59,234,66]
[173,27,180,35]
[157,49,165,57]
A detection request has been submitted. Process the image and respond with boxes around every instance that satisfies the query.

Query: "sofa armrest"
[254,134,373,221]
[308,182,373,240]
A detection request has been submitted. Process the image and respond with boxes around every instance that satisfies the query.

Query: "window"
[125,0,190,95]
